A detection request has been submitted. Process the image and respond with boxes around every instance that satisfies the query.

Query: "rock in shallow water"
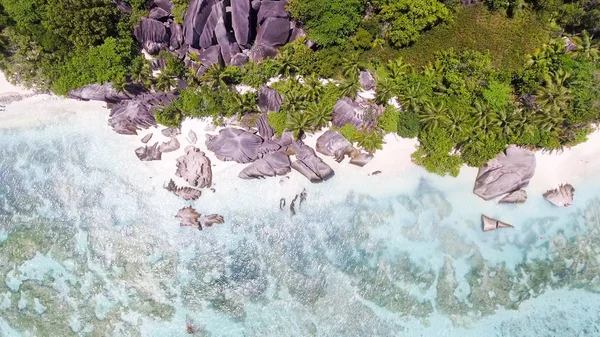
[473,146,536,201]
[258,86,282,113]
[164,179,202,200]
[175,146,212,188]
[544,184,575,207]
[176,206,201,228]
[499,189,528,204]
[482,215,513,232]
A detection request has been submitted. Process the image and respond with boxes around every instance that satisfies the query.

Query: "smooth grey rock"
[359,70,376,90]
[205,128,281,163]
[112,0,132,14]
[248,44,278,62]
[153,0,173,12]
[196,45,223,76]
[238,152,291,179]
[149,6,170,19]
[230,53,249,66]
[251,0,261,11]
[199,1,224,49]
[159,137,181,153]
[183,0,216,48]
[175,146,213,188]
[257,0,289,25]
[135,142,162,161]
[141,133,153,144]
[543,184,575,207]
[332,97,380,130]
[188,129,198,144]
[316,130,354,162]
[256,114,275,140]
[68,83,134,104]
[169,22,184,50]
[161,127,180,137]
[109,93,176,135]
[231,0,253,47]
[215,11,242,64]
[256,17,291,47]
[474,146,536,201]
[289,25,306,43]
[258,86,282,112]
[291,141,334,183]
[482,215,513,232]
[349,152,374,167]
[274,131,295,148]
[164,179,202,200]
[499,189,528,204]
[134,18,170,53]
[176,206,201,228]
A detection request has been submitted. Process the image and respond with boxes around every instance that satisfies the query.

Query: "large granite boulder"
[109,93,175,135]
[135,142,162,161]
[169,22,184,50]
[291,141,334,182]
[231,0,253,48]
[215,12,242,64]
[153,0,173,12]
[183,0,217,48]
[359,70,376,90]
[316,130,355,162]
[332,97,381,131]
[258,86,282,112]
[482,215,513,232]
[543,184,575,207]
[195,45,223,76]
[248,44,278,62]
[230,53,249,66]
[349,152,373,167]
[205,128,281,163]
[134,18,170,54]
[176,206,201,228]
[68,83,134,104]
[158,137,181,153]
[473,146,536,201]
[499,189,527,204]
[256,114,275,139]
[257,0,289,25]
[256,17,291,47]
[175,146,213,188]
[149,6,170,20]
[199,1,224,48]
[238,152,291,179]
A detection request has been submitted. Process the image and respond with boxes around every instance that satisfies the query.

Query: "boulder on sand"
[164,179,202,200]
[141,133,153,144]
[482,215,513,232]
[109,93,175,135]
[258,86,282,112]
[499,189,527,204]
[256,114,275,140]
[238,152,291,179]
[159,137,181,153]
[349,152,374,167]
[543,184,575,207]
[316,130,354,162]
[359,70,376,90]
[473,146,536,201]
[332,97,381,131]
[175,146,213,188]
[291,141,334,182]
[135,142,162,161]
[205,128,281,163]
[68,83,134,104]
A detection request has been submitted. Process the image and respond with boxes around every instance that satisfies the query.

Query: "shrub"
[397,110,420,138]
[268,111,288,136]
[339,124,358,141]
[155,104,182,128]
[378,105,400,133]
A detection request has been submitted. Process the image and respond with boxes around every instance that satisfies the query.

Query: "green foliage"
[349,28,373,50]
[268,111,288,136]
[483,80,512,110]
[396,4,550,70]
[355,130,385,153]
[378,105,400,133]
[287,0,365,46]
[374,0,451,48]
[52,37,130,95]
[397,110,421,138]
[339,124,358,141]
[155,104,182,128]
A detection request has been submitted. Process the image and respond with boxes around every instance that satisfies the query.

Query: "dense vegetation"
[0,0,598,176]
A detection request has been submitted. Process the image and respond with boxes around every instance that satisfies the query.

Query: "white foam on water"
[1,95,600,336]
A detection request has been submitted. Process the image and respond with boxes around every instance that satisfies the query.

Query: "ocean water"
[1,95,600,337]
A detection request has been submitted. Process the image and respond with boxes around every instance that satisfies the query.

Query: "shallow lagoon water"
[1,96,600,336]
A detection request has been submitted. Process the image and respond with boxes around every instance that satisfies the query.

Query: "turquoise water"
[1,96,600,336]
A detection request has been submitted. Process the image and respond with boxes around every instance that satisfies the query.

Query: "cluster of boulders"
[332,96,384,132]
[475,146,575,232]
[131,0,305,76]
[175,206,224,229]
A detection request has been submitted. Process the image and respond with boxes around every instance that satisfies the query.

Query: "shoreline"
[1,71,599,206]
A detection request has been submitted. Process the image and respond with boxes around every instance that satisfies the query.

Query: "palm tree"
[276,49,298,77]
[386,57,411,81]
[131,63,150,85]
[281,90,305,114]
[536,82,572,114]
[341,54,362,78]
[202,64,227,89]
[419,101,450,131]
[286,111,311,139]
[545,68,571,87]
[445,108,472,142]
[302,74,324,102]
[306,102,332,130]
[232,93,258,115]
[339,74,361,99]
[154,72,176,92]
[572,30,599,61]
[112,75,128,94]
[355,130,384,153]
[185,67,201,88]
[375,77,398,105]
[398,83,427,112]
[533,113,565,133]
